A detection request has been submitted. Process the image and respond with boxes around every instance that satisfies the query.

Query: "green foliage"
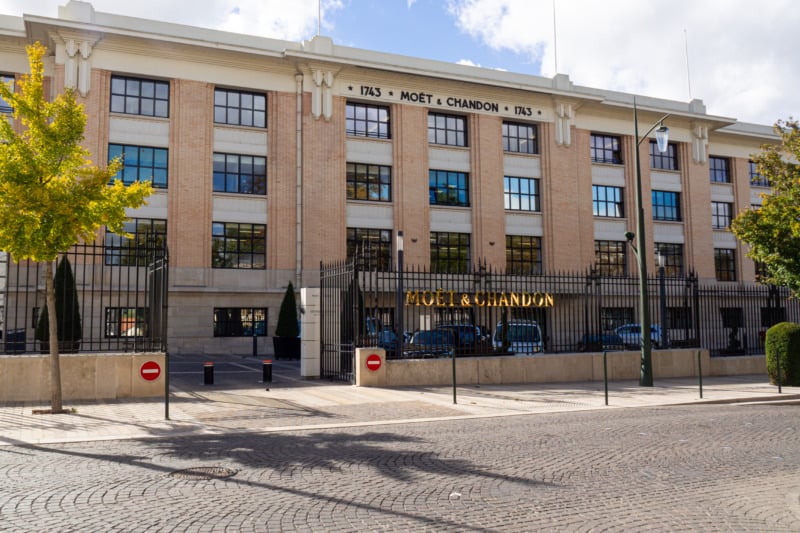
[764,322,800,386]
[35,256,82,343]
[275,282,299,338]
[731,119,800,296]
[0,42,152,262]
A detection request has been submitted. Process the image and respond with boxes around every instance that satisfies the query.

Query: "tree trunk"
[45,260,63,413]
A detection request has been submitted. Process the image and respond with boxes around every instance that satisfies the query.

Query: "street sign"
[140,360,161,381]
[366,353,382,372]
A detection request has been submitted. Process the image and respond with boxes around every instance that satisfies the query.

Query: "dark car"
[576,333,626,352]
[434,324,491,355]
[403,329,455,358]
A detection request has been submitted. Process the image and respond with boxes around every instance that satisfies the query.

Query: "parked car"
[404,329,455,358]
[576,333,626,352]
[614,324,663,348]
[435,324,492,355]
[492,320,543,355]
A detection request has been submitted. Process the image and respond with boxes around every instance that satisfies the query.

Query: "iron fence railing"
[1,240,168,354]
[320,258,800,370]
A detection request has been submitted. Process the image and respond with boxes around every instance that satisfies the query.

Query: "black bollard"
[203,362,214,385]
[262,359,272,390]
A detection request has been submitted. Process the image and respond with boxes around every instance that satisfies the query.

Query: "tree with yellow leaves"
[0,42,152,412]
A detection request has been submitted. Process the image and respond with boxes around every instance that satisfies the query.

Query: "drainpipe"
[295,74,303,286]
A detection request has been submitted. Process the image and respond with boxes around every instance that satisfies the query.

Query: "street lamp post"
[657,249,669,349]
[629,97,670,387]
[395,230,404,359]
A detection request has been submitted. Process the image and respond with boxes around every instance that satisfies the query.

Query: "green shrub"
[764,322,800,386]
[274,282,299,338]
[35,256,82,345]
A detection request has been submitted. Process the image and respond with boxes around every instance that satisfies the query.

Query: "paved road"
[1,402,798,531]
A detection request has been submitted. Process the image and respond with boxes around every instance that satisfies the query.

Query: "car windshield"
[497,324,540,343]
[413,330,453,345]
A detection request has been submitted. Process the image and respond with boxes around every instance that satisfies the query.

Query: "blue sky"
[2,0,798,125]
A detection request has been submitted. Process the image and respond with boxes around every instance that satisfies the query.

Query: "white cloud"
[447,0,800,124]
[457,59,480,67]
[0,0,342,41]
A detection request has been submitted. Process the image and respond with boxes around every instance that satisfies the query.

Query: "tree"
[0,43,152,412]
[731,119,800,296]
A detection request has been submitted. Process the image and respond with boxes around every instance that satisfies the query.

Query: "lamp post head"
[624,231,635,243]
[655,124,669,153]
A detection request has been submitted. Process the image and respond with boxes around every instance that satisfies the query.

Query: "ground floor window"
[105,307,148,337]
[347,227,392,270]
[714,248,736,281]
[506,235,543,275]
[213,308,267,337]
[595,240,626,277]
[430,232,470,273]
[212,222,266,269]
[600,307,633,332]
[655,243,684,278]
[105,218,167,266]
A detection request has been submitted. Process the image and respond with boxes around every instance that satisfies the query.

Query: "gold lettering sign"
[404,290,554,308]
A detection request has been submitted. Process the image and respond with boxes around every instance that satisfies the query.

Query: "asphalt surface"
[1,353,799,531]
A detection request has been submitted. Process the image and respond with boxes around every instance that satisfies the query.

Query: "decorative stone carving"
[554,101,574,147]
[691,122,708,164]
[311,69,335,120]
[54,31,100,97]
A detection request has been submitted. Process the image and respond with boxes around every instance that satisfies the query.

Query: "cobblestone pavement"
[1,403,798,532]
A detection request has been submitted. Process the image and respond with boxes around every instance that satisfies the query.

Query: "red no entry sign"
[140,360,162,381]
[366,353,382,372]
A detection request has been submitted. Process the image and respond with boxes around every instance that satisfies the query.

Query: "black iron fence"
[1,240,168,354]
[320,259,800,378]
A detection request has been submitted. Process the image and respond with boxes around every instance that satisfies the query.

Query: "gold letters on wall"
[405,290,555,308]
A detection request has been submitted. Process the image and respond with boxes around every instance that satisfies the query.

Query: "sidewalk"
[1,360,797,446]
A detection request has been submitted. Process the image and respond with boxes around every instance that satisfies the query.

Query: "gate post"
[300,287,321,378]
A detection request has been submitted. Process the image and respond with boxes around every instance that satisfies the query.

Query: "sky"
[2,0,798,126]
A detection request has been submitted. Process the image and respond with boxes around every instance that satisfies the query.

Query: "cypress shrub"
[35,256,82,350]
[764,322,800,386]
[274,282,299,338]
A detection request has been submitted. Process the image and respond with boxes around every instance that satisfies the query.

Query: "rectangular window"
[503,122,538,154]
[105,218,167,266]
[600,307,634,332]
[650,141,679,170]
[714,248,737,281]
[213,153,267,195]
[214,88,266,128]
[595,240,626,277]
[346,163,392,202]
[667,307,692,330]
[429,169,469,207]
[346,228,392,270]
[108,144,168,188]
[655,243,684,278]
[105,307,148,338]
[110,75,169,118]
[430,232,470,273]
[592,185,624,218]
[504,176,540,212]
[750,160,770,187]
[212,222,266,269]
[346,102,390,139]
[506,235,543,275]
[1,74,14,113]
[709,156,730,183]
[590,134,622,164]
[428,112,467,147]
[213,308,267,337]
[652,190,681,221]
[711,201,733,229]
